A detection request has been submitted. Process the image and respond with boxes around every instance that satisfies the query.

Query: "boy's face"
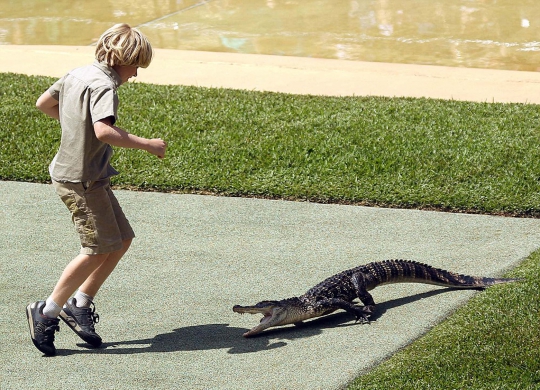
[114,65,138,84]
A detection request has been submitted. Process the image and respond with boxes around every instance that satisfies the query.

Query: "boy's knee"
[122,238,133,251]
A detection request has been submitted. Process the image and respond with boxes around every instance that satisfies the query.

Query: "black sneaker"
[26,301,60,356]
[59,298,102,347]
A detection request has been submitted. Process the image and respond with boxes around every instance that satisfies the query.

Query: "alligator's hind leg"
[350,271,377,321]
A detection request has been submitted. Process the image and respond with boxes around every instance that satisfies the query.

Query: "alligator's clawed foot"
[354,306,374,324]
[354,314,371,324]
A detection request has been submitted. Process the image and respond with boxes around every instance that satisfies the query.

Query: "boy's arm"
[94,117,167,159]
[36,91,60,120]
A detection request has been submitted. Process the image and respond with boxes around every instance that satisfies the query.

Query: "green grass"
[1,72,539,388]
[2,72,540,216]
[348,252,540,390]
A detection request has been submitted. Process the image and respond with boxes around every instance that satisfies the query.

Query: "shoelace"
[36,321,60,342]
[83,303,100,328]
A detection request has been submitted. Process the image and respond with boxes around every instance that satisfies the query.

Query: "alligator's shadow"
[56,288,454,356]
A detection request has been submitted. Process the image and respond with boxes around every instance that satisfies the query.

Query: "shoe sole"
[26,303,36,340]
[59,309,102,347]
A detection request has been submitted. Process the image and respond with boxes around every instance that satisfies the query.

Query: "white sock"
[73,290,94,308]
[43,297,62,319]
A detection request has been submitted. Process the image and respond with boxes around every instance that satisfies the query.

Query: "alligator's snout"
[233,302,280,336]
[233,299,304,337]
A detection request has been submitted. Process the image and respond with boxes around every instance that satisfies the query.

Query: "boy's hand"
[147,138,167,159]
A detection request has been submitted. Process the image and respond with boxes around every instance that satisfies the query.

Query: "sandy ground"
[1,45,540,103]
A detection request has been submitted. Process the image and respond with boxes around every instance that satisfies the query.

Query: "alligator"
[233,259,518,337]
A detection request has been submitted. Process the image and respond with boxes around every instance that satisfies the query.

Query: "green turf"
[1,72,539,388]
[1,72,540,216]
[347,251,540,390]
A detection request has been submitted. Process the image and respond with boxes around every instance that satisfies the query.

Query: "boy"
[27,23,167,356]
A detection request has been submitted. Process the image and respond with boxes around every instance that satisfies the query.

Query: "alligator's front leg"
[350,271,377,320]
[312,298,372,324]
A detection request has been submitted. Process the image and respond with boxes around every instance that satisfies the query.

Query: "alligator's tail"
[364,259,519,290]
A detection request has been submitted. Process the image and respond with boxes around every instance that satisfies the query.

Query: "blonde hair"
[95,23,153,68]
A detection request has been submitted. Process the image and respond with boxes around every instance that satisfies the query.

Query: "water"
[1,0,539,71]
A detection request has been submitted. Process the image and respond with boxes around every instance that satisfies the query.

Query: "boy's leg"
[50,179,134,303]
[27,238,131,354]
[26,252,108,355]
[48,252,110,308]
[69,239,131,307]
[78,238,132,297]
[27,180,135,353]
[59,239,132,347]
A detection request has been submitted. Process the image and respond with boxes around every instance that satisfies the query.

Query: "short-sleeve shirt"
[48,61,123,182]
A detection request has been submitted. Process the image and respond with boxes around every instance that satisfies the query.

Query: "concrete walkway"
[1,46,540,389]
[2,181,540,389]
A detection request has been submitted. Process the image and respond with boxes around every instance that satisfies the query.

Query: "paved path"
[1,47,540,389]
[2,181,540,389]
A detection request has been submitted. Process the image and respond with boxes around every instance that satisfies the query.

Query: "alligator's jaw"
[233,303,291,337]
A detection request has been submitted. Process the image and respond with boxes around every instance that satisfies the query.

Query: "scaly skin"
[233,259,518,337]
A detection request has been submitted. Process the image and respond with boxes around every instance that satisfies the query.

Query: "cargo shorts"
[52,179,135,255]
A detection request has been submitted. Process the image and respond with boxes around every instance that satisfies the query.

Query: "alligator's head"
[233,298,305,337]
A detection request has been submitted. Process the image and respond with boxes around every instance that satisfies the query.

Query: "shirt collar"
[93,60,122,88]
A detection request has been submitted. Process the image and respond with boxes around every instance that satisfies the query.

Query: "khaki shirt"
[48,61,122,182]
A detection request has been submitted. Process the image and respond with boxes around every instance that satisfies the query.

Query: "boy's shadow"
[57,288,454,356]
